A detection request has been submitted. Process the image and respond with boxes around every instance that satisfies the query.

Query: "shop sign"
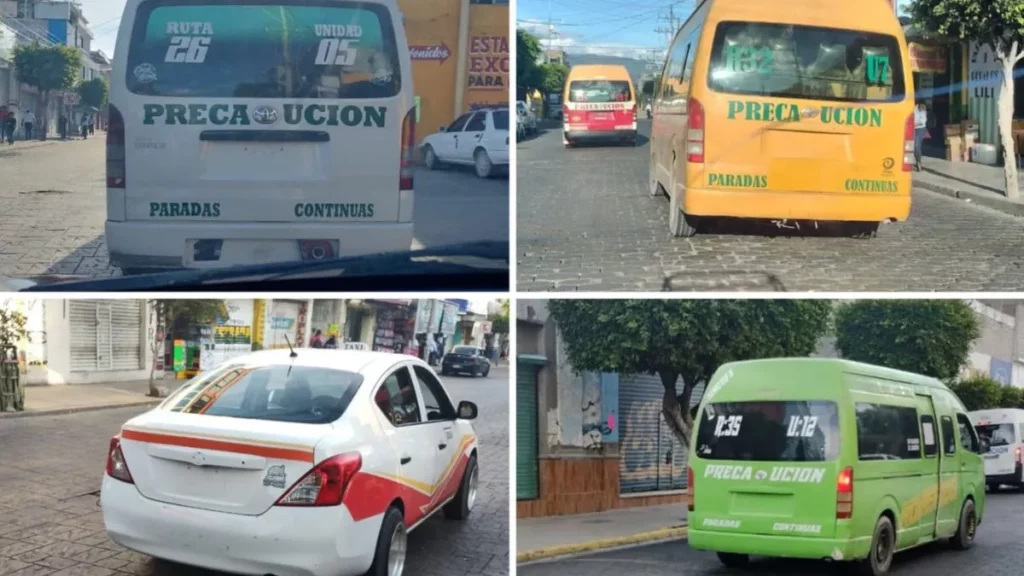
[414,300,433,334]
[467,35,508,91]
[908,43,946,73]
[409,43,451,64]
[428,299,444,334]
[440,302,459,336]
[969,42,1002,100]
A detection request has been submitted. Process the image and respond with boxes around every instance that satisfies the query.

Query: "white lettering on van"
[166,22,214,35]
[314,24,363,38]
[704,368,735,401]
[704,465,752,480]
[768,466,825,484]
[703,518,741,529]
[704,465,825,484]
[773,522,822,534]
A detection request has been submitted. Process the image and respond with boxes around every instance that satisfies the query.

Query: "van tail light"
[836,466,854,519]
[632,104,638,122]
[686,98,705,163]
[275,453,362,507]
[1016,447,1022,464]
[903,113,915,171]
[686,466,695,511]
[400,107,416,191]
[106,104,126,189]
[105,436,134,484]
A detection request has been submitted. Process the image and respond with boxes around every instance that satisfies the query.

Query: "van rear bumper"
[986,462,1023,485]
[688,528,869,561]
[682,187,911,222]
[106,220,414,270]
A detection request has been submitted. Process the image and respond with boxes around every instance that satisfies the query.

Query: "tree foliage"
[948,374,1019,411]
[547,300,832,447]
[834,300,980,381]
[0,308,27,353]
[13,43,81,94]
[517,28,545,96]
[77,77,109,109]
[489,299,510,335]
[540,62,570,95]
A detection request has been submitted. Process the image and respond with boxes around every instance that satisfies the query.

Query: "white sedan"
[421,106,509,178]
[101,349,481,576]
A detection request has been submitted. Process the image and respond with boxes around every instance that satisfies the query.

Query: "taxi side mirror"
[457,400,478,420]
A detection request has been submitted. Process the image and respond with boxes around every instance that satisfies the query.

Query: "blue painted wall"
[47,20,67,46]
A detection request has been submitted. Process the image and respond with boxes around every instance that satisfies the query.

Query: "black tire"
[423,145,439,170]
[716,552,749,568]
[483,366,490,377]
[949,499,977,550]
[987,483,998,492]
[858,515,895,576]
[845,222,879,239]
[365,506,406,576]
[669,202,699,238]
[443,454,478,520]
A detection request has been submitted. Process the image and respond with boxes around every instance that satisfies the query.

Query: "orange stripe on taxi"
[120,428,315,463]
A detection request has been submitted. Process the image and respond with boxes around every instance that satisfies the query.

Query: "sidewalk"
[517,503,688,563]
[914,156,1024,217]
[0,379,160,419]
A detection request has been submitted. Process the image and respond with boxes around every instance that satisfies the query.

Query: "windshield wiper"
[16,240,509,292]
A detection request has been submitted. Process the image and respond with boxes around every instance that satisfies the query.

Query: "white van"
[107,0,415,272]
[970,408,1024,490]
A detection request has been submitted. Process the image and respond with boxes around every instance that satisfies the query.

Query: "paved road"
[519,489,1024,576]
[0,137,507,279]
[0,368,510,576]
[517,120,1024,292]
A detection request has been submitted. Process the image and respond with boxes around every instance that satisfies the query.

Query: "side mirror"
[457,400,478,420]
[439,126,447,132]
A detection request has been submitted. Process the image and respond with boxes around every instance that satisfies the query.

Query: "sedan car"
[441,346,491,377]
[101,349,480,576]
[421,107,509,178]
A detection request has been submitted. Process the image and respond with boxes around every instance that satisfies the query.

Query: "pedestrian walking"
[23,109,34,140]
[427,335,438,366]
[81,115,90,140]
[310,329,324,348]
[58,114,68,140]
[5,112,16,144]
[913,102,928,171]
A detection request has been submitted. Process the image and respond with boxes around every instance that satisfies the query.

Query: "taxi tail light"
[836,466,854,519]
[106,104,126,189]
[903,113,915,171]
[686,98,705,163]
[275,452,362,507]
[400,107,416,191]
[686,466,695,511]
[106,436,134,484]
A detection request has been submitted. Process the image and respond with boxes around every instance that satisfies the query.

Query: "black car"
[441,346,491,377]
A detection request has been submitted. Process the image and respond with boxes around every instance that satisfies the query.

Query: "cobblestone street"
[517,121,1024,292]
[0,369,509,576]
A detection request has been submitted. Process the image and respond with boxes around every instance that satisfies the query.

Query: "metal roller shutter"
[69,300,142,373]
[516,363,539,500]
[110,300,142,370]
[70,301,98,372]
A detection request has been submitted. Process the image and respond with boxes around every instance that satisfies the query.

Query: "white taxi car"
[101,349,480,576]
[420,106,509,179]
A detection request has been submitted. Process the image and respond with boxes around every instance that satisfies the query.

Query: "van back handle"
[199,130,330,143]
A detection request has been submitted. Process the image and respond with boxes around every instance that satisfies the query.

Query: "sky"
[79,0,126,56]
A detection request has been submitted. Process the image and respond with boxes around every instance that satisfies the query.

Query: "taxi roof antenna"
[283,335,298,358]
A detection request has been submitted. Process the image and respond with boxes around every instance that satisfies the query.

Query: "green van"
[687,358,987,576]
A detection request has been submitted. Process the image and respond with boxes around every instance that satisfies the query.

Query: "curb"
[915,179,1024,218]
[0,399,160,420]
[516,525,688,564]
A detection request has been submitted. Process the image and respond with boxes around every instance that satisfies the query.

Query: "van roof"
[701,0,902,34]
[566,64,633,82]
[970,408,1024,418]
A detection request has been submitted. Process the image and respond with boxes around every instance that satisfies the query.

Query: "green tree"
[907,0,1024,199]
[834,300,980,380]
[148,300,228,396]
[0,308,27,355]
[77,77,109,109]
[517,28,545,97]
[13,43,82,140]
[948,374,1007,411]
[489,299,510,335]
[547,300,832,447]
[540,62,570,96]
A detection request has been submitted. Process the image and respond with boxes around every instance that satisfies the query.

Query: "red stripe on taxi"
[120,429,315,463]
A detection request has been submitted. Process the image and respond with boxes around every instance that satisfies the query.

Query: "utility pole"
[654,4,681,50]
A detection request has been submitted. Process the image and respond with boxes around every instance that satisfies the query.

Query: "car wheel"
[423,145,439,170]
[365,506,407,576]
[443,454,478,520]
[949,499,977,550]
[474,149,493,178]
[668,183,698,238]
[483,366,490,377]
[858,515,895,576]
[716,552,749,568]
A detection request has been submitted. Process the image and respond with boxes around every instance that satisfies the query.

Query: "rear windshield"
[162,363,363,424]
[493,110,509,130]
[452,346,477,356]
[126,1,401,99]
[568,80,633,103]
[976,423,1016,447]
[695,401,840,462]
[707,21,905,103]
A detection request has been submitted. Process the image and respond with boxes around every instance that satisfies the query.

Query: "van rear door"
[692,400,841,538]
[701,21,910,194]
[975,420,1019,479]
[565,80,635,132]
[120,1,409,225]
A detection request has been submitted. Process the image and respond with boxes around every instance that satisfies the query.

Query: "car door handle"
[438,443,447,450]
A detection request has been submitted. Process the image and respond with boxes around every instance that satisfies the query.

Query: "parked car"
[441,346,491,377]
[517,101,538,134]
[421,106,509,178]
[101,349,480,576]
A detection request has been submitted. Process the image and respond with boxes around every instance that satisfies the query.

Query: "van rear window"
[568,80,633,103]
[976,423,1015,447]
[706,21,905,103]
[126,2,400,99]
[694,401,840,462]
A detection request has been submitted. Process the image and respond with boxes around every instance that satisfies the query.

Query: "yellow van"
[563,65,638,147]
[649,0,914,238]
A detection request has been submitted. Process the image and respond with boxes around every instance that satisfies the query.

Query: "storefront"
[310,300,345,346]
[909,41,955,157]
[264,300,309,350]
[198,299,256,370]
[371,300,417,355]
[69,300,144,374]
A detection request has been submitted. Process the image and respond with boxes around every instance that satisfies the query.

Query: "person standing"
[310,329,324,348]
[5,111,16,144]
[23,109,35,140]
[81,114,90,139]
[913,103,928,171]
[58,114,68,140]
[427,335,438,366]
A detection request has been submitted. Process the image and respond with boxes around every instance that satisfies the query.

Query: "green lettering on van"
[149,202,221,218]
[143,104,164,125]
[844,178,897,193]
[708,173,768,189]
[294,203,375,218]
[209,104,230,125]
[727,101,744,119]
[229,105,250,126]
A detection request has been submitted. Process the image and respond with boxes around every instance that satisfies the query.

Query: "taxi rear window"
[126,1,401,99]
[568,80,633,103]
[707,21,905,103]
[161,363,364,424]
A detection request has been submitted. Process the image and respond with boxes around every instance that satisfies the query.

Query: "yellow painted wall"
[464,5,509,111]
[398,0,462,140]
